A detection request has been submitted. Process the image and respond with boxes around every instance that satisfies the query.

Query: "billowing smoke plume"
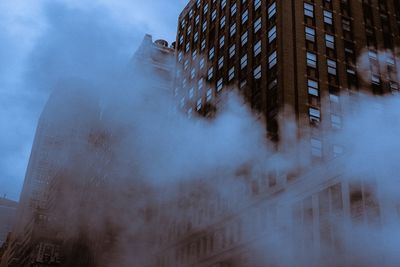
[10,3,400,266]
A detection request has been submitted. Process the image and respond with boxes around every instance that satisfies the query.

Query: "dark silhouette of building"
[0,34,176,267]
[0,197,18,263]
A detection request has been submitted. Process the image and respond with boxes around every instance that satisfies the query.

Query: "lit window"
[219,36,225,48]
[323,10,333,24]
[207,67,214,80]
[229,44,236,58]
[209,47,215,60]
[241,54,248,69]
[268,26,277,43]
[231,3,237,16]
[308,79,319,96]
[311,138,322,157]
[254,65,262,79]
[228,66,235,81]
[268,2,277,19]
[254,17,262,33]
[220,16,226,28]
[254,40,262,56]
[305,27,315,42]
[217,78,223,91]
[254,0,261,10]
[242,9,249,24]
[327,59,337,75]
[306,52,317,68]
[230,23,237,36]
[325,34,335,49]
[241,31,248,46]
[304,3,314,18]
[218,56,224,69]
[268,51,277,68]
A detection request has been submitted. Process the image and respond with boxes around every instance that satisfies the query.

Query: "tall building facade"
[0,196,18,263]
[174,0,400,151]
[145,1,400,267]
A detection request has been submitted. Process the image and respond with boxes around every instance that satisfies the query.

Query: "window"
[241,31,248,45]
[178,51,183,62]
[191,68,196,79]
[254,65,262,79]
[202,21,207,32]
[304,3,314,18]
[217,78,223,91]
[333,145,343,157]
[254,0,261,10]
[221,0,226,9]
[229,44,236,58]
[194,32,199,42]
[268,51,277,68]
[241,54,248,69]
[185,42,190,52]
[230,23,237,36]
[207,89,213,101]
[325,34,335,49]
[179,35,184,44]
[220,16,226,28]
[311,138,322,157]
[209,47,215,60]
[197,98,202,111]
[268,26,277,43]
[198,78,204,90]
[184,59,189,70]
[309,107,321,121]
[306,52,317,68]
[305,27,315,42]
[228,67,235,81]
[211,10,217,21]
[231,3,237,16]
[254,17,262,33]
[242,9,249,24]
[323,10,333,24]
[308,79,319,96]
[199,57,205,69]
[268,2,277,19]
[203,3,209,14]
[371,74,380,85]
[254,40,262,56]
[327,59,337,75]
[329,94,339,103]
[195,15,200,25]
[201,39,206,50]
[207,67,214,80]
[331,115,342,129]
[189,87,194,99]
[219,36,225,48]
[218,56,224,69]
[342,18,351,31]
[192,50,197,61]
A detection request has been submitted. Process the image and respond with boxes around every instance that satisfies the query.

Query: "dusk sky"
[0,0,187,201]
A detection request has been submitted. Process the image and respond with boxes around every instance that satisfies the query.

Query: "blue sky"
[0,0,187,201]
